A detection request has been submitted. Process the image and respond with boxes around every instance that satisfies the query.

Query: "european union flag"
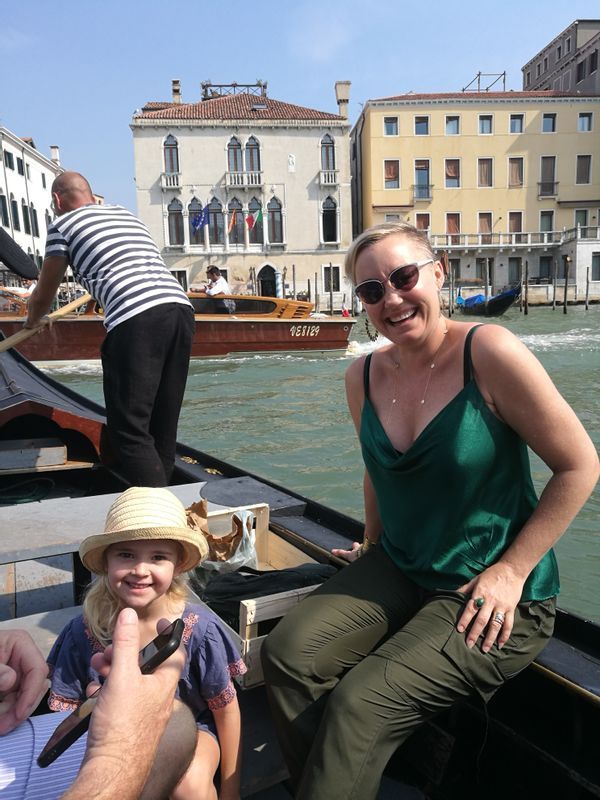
[191,207,210,232]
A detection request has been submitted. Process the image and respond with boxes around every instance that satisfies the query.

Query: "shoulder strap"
[463,325,484,386]
[363,353,373,399]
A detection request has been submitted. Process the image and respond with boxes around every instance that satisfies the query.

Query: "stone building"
[131,80,352,310]
[523,19,600,95]
[350,91,600,300]
[0,128,62,280]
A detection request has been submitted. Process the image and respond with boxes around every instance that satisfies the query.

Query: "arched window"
[188,197,204,245]
[267,197,283,243]
[30,204,40,237]
[164,134,179,174]
[208,197,224,245]
[167,198,184,245]
[321,134,335,171]
[227,198,244,245]
[10,195,20,231]
[245,136,261,173]
[322,196,337,242]
[227,137,243,173]
[0,192,9,227]
[248,197,263,244]
[21,199,31,235]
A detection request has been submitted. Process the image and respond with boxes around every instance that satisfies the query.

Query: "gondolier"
[25,171,194,486]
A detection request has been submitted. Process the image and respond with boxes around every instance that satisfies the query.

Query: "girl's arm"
[457,324,599,651]
[212,696,242,800]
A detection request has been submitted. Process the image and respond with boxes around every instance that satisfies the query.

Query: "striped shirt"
[44,204,192,331]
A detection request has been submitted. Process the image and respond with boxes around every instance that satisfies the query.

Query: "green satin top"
[360,327,559,601]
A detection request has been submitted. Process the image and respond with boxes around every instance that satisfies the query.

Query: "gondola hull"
[459,286,521,317]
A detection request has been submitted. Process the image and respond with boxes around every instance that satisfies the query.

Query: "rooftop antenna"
[462,71,506,92]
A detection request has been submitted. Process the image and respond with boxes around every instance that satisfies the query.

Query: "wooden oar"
[0,292,92,353]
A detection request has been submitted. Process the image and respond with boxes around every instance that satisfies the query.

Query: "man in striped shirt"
[26,172,195,486]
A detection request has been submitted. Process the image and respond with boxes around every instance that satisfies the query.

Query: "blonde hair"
[82,548,191,645]
[345,222,435,285]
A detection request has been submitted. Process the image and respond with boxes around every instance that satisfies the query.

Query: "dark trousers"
[261,546,555,800]
[100,303,194,486]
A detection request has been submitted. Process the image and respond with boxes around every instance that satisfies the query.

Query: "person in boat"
[0,609,197,799]
[261,221,599,800]
[48,487,245,800]
[24,171,194,487]
[197,267,235,314]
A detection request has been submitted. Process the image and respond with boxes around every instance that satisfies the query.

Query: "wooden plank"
[239,585,318,633]
[0,606,82,659]
[0,459,95,476]
[0,438,66,469]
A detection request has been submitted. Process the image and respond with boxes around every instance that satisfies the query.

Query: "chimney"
[50,145,61,166]
[172,79,182,104]
[335,81,351,119]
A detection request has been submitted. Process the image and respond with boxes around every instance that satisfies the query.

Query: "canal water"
[45,305,600,621]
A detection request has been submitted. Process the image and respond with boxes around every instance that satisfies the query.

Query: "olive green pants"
[261,546,555,800]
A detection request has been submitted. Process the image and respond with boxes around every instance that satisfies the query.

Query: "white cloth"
[205,276,231,296]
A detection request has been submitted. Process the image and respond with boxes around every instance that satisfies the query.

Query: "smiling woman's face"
[355,234,444,343]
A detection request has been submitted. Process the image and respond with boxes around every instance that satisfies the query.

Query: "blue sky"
[2,0,596,211]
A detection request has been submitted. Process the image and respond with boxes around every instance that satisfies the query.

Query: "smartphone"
[37,617,184,768]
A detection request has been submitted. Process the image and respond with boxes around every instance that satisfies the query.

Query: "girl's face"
[105,539,181,614]
[355,234,443,344]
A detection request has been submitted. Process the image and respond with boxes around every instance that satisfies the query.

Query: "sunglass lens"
[389,264,419,292]
[356,281,384,305]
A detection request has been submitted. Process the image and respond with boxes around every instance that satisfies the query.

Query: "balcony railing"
[537,180,558,198]
[160,172,181,190]
[429,230,570,249]
[225,171,263,188]
[412,184,433,201]
[319,169,339,186]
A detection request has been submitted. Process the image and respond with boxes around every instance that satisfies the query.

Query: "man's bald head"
[51,172,94,214]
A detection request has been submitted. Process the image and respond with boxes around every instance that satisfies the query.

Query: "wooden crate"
[203,503,320,689]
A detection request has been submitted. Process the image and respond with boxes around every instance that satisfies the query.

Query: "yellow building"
[351,91,600,298]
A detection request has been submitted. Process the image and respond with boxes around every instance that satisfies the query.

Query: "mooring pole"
[563,256,570,314]
[585,266,590,311]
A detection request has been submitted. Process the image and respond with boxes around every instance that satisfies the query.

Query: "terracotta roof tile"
[136,92,345,122]
[372,90,590,102]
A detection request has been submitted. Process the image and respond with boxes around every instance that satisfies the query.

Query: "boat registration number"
[290,324,320,337]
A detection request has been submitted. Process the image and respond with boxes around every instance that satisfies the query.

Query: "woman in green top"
[261,222,599,800]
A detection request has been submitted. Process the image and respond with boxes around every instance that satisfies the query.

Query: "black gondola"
[458,285,521,317]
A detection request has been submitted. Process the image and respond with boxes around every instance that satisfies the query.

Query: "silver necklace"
[390,324,449,406]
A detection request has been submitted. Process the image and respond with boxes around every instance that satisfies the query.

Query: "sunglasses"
[354,259,433,305]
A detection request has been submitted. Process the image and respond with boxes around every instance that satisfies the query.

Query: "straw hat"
[80,487,209,575]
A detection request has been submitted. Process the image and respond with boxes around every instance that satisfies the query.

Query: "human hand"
[331,541,363,563]
[456,563,526,652]
[67,609,184,799]
[0,630,50,735]
[24,315,52,331]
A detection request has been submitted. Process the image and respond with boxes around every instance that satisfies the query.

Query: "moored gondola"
[457,285,521,317]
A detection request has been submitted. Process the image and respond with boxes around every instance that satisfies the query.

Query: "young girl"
[47,486,247,800]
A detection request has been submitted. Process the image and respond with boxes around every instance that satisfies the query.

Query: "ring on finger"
[474,597,485,610]
[492,612,505,625]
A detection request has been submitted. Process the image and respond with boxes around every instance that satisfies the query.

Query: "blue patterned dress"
[47,602,247,737]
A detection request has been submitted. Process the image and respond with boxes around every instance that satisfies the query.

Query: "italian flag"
[246,208,263,230]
